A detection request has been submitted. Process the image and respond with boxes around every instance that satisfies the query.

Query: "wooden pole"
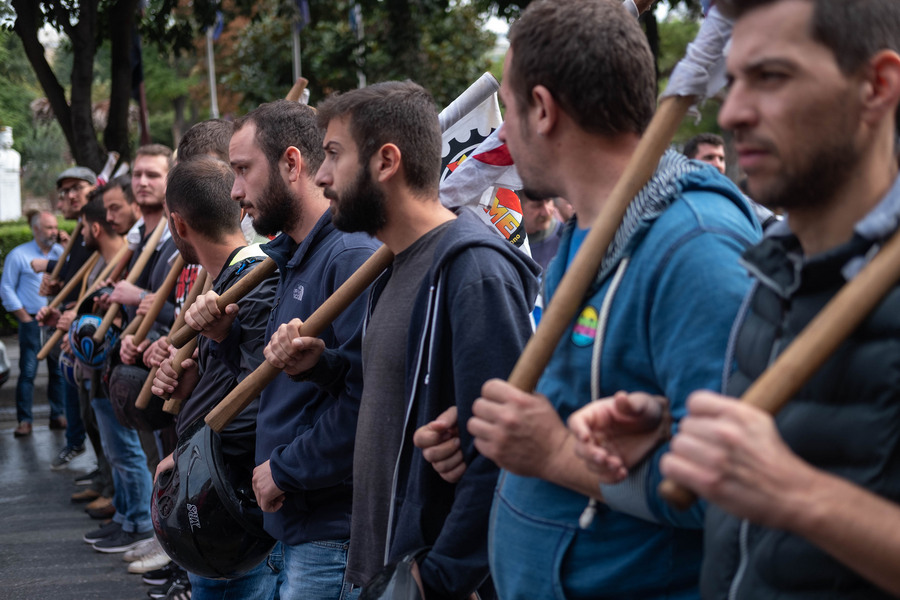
[93,217,167,343]
[204,245,393,432]
[133,255,186,345]
[168,257,278,349]
[47,220,81,281]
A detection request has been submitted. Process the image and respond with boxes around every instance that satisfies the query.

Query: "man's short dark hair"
[105,174,135,205]
[81,192,116,237]
[683,133,725,159]
[135,143,174,169]
[507,0,656,138]
[165,156,240,240]
[233,100,324,178]
[316,81,442,194]
[177,119,235,163]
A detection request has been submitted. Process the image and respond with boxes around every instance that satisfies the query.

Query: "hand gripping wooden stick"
[48,220,81,281]
[35,251,101,361]
[132,255,186,345]
[658,225,900,510]
[93,217,167,343]
[506,95,696,393]
[168,257,278,349]
[161,336,199,415]
[204,245,394,433]
[135,268,209,410]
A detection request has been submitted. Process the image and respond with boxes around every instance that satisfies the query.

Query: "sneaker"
[142,563,182,586]
[84,520,121,544]
[74,469,101,486]
[50,445,85,470]
[148,572,189,599]
[128,547,171,574]
[92,529,153,554]
[124,537,159,562]
[164,576,191,600]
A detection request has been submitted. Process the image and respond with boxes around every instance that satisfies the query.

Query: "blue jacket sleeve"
[268,245,374,493]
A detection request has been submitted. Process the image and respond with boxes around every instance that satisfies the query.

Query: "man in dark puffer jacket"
[659,0,900,598]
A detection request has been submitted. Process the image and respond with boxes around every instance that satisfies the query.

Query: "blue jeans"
[15,320,64,423]
[279,539,358,600]
[91,394,152,533]
[63,380,86,448]
[189,544,282,600]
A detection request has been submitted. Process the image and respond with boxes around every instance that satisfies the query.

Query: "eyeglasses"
[58,182,87,198]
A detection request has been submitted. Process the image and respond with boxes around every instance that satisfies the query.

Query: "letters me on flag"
[439,92,530,255]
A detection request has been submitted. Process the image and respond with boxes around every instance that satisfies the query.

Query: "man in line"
[184,100,378,599]
[651,0,900,597]
[522,194,563,271]
[41,167,98,469]
[1,210,65,437]
[419,1,760,597]
[266,82,539,598]
[682,132,727,174]
[151,156,279,600]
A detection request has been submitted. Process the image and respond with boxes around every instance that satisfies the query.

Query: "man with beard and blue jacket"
[185,100,378,600]
[264,81,540,599]
[419,1,761,598]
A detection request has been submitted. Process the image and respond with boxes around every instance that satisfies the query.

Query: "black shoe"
[50,444,85,470]
[164,577,191,600]
[74,469,101,486]
[92,529,153,553]
[142,563,183,586]
[148,573,188,599]
[83,520,121,544]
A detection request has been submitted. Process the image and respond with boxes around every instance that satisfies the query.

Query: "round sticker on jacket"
[572,306,598,347]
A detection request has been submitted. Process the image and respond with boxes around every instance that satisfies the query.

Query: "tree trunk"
[105,0,140,163]
[67,1,105,172]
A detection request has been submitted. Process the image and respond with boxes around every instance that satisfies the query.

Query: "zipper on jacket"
[384,280,440,562]
[728,519,750,600]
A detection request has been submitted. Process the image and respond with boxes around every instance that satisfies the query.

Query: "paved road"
[0,335,152,599]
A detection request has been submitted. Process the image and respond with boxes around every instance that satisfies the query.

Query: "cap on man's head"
[56,166,97,187]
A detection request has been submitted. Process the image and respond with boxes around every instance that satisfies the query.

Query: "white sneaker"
[127,546,171,574]
[123,537,160,562]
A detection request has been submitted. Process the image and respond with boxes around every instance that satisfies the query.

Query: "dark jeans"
[63,380,86,448]
[15,320,64,423]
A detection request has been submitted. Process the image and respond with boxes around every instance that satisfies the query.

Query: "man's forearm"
[13,308,32,322]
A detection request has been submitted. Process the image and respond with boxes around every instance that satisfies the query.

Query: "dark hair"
[507,0,656,137]
[105,174,135,205]
[165,157,240,240]
[683,133,725,159]
[316,81,442,193]
[177,119,235,163]
[81,193,116,237]
[720,0,900,77]
[135,143,174,170]
[233,100,324,178]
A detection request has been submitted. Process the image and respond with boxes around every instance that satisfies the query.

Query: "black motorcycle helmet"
[105,338,174,432]
[151,419,275,579]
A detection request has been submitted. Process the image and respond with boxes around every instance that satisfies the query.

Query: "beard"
[251,168,303,237]
[325,164,388,236]
[170,227,199,265]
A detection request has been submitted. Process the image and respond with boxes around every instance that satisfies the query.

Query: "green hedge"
[0,217,78,335]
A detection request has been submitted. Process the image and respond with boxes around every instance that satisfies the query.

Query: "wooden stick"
[48,220,81,280]
[36,252,101,361]
[168,257,278,349]
[133,255,186,345]
[658,224,900,510]
[285,77,309,102]
[507,95,696,393]
[93,217,167,342]
[135,268,208,410]
[47,251,100,310]
[205,245,394,432]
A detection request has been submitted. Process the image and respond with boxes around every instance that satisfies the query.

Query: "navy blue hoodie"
[379,208,540,599]
[257,211,380,545]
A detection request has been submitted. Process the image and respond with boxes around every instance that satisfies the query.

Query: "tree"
[3,0,141,172]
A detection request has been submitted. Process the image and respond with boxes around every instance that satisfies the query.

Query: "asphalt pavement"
[0,335,152,599]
